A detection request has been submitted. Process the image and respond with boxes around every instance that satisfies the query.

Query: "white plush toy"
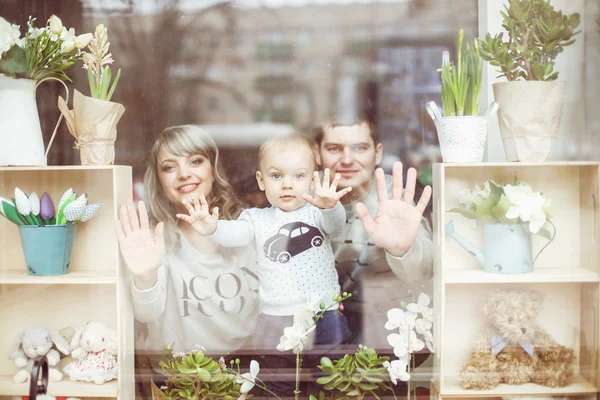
[7,326,71,383]
[63,322,118,385]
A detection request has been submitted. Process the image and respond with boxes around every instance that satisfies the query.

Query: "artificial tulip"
[40,192,55,220]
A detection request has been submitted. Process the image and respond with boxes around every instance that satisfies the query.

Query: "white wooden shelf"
[0,166,134,399]
[433,163,600,398]
[440,374,598,397]
[443,267,600,284]
[0,269,117,284]
[0,375,118,397]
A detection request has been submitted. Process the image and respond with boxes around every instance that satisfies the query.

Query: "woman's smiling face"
[157,147,215,211]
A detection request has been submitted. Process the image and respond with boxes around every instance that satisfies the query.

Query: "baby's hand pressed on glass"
[302,168,352,209]
[176,194,219,236]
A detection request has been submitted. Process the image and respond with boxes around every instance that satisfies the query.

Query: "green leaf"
[358,383,378,391]
[106,67,121,101]
[475,196,497,223]
[489,180,503,203]
[347,389,360,396]
[196,367,211,381]
[447,207,477,220]
[0,46,27,74]
[490,194,514,222]
[320,357,333,368]
[537,226,553,240]
[317,374,338,385]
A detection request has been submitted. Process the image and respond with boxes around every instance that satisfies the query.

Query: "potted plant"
[58,24,125,165]
[0,187,102,276]
[479,0,581,162]
[0,15,92,166]
[426,29,498,162]
[445,177,555,274]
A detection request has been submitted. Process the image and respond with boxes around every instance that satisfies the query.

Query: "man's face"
[317,122,382,200]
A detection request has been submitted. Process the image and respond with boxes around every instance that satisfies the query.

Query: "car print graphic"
[263,221,324,263]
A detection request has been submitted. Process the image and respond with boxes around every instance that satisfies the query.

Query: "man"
[313,119,433,348]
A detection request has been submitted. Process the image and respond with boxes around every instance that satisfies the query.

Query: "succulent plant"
[479,0,580,81]
[310,345,395,400]
[157,345,242,400]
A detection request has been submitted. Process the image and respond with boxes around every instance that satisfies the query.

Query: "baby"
[177,133,352,350]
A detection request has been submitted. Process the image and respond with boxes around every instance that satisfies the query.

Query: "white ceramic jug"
[0,74,68,166]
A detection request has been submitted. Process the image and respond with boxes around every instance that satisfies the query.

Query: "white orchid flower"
[423,330,435,353]
[14,188,31,216]
[294,293,320,330]
[415,318,432,335]
[29,191,40,216]
[383,360,410,385]
[387,333,408,358]
[49,15,63,35]
[236,360,259,393]
[385,308,416,332]
[407,293,433,322]
[277,322,315,354]
[407,329,425,353]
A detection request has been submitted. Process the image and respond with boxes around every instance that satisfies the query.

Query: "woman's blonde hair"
[144,125,244,250]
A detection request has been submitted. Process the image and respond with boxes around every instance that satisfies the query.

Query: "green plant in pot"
[479,0,581,162]
[426,29,498,163]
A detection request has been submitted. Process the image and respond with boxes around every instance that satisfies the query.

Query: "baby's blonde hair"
[258,133,317,172]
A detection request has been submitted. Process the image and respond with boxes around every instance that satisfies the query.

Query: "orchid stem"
[294,352,301,400]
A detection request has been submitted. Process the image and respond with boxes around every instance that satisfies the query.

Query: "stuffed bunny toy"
[63,322,118,384]
[7,326,71,383]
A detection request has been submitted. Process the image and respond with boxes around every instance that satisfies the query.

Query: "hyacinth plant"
[448,176,554,239]
[277,292,352,400]
[439,29,483,116]
[479,0,581,81]
[155,344,282,400]
[0,15,92,81]
[81,24,121,101]
[0,187,101,226]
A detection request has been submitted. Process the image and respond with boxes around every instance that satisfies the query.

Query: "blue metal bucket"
[18,225,77,276]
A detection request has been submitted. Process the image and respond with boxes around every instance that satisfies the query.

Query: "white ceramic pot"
[426,101,498,162]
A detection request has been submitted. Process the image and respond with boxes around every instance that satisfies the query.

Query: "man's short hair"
[312,119,380,147]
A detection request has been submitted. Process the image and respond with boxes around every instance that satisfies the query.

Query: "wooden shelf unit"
[432,162,600,399]
[0,166,133,399]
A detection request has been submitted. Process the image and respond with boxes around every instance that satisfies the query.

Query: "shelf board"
[0,375,118,396]
[0,269,117,284]
[440,374,598,397]
[443,267,600,284]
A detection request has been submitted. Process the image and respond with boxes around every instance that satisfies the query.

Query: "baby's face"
[256,144,314,212]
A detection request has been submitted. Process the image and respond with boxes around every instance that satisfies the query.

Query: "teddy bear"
[7,326,71,383]
[459,288,575,390]
[63,322,118,385]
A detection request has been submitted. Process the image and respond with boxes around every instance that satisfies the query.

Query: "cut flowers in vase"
[448,176,554,239]
[0,15,92,81]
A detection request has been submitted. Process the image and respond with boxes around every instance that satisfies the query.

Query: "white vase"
[0,74,68,166]
[426,101,498,162]
[493,81,566,162]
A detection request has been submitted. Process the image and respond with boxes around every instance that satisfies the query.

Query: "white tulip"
[75,33,93,49]
[14,188,31,216]
[29,192,40,216]
[49,15,63,35]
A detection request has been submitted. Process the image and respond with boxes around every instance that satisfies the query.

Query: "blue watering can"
[445,220,554,274]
